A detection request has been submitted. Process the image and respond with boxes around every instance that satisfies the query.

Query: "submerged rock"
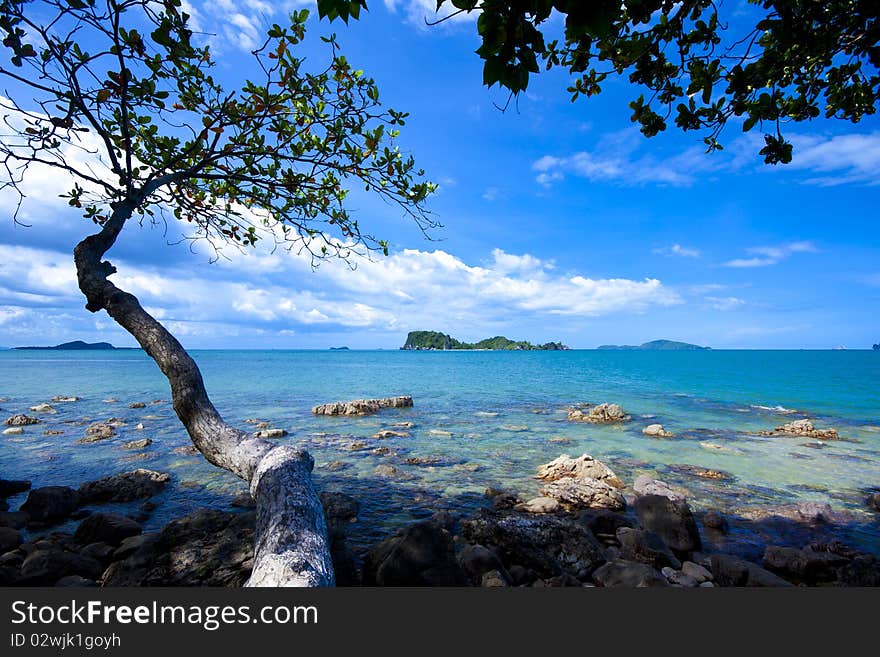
[373,429,410,439]
[535,453,625,489]
[121,438,152,450]
[312,396,413,416]
[567,403,629,424]
[78,469,170,504]
[51,396,79,403]
[2,427,23,435]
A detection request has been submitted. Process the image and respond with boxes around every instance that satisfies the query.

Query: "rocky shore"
[1,399,878,587]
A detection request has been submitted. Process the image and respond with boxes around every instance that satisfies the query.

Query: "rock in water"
[20,486,81,525]
[567,403,629,423]
[312,396,413,416]
[29,403,56,414]
[4,414,39,426]
[514,497,561,514]
[764,418,839,440]
[535,453,624,488]
[642,423,673,437]
[633,475,687,502]
[78,469,170,503]
[363,520,468,586]
[78,422,116,443]
[634,494,701,554]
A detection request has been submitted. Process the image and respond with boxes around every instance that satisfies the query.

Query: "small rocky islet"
[0,396,878,587]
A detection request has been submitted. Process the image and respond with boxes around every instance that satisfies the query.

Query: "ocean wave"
[750,404,798,415]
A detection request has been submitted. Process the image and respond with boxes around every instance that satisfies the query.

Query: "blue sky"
[1,0,879,350]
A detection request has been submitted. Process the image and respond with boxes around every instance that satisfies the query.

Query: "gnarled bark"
[73,195,334,587]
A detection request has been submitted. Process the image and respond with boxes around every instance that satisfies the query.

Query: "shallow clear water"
[1,349,878,558]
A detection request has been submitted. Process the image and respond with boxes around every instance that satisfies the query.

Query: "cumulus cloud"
[0,241,679,346]
[787,132,880,187]
[723,241,818,268]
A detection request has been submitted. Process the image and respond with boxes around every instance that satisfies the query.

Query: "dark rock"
[78,469,170,503]
[55,575,98,587]
[461,509,604,581]
[0,512,29,530]
[0,479,30,498]
[74,513,142,546]
[702,511,729,533]
[319,492,360,529]
[80,542,116,563]
[20,486,81,525]
[18,549,104,585]
[457,543,510,585]
[230,493,255,509]
[507,564,536,586]
[836,555,880,586]
[710,554,794,587]
[634,494,701,554]
[485,488,520,510]
[363,520,468,586]
[5,414,39,426]
[0,527,22,553]
[113,534,157,561]
[102,509,254,587]
[762,545,849,585]
[866,492,880,513]
[593,560,668,587]
[578,509,633,541]
[616,527,681,570]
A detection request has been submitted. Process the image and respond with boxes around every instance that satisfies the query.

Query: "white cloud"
[723,241,818,268]
[705,296,745,311]
[788,132,880,186]
[383,0,475,28]
[532,130,710,188]
[0,241,680,345]
[654,243,700,258]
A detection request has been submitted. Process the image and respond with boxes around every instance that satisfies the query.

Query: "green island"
[14,341,120,351]
[401,330,568,351]
[597,339,710,351]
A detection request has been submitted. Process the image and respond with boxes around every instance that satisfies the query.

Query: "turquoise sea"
[1,349,879,559]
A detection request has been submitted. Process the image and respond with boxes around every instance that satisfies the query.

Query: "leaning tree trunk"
[73,197,334,586]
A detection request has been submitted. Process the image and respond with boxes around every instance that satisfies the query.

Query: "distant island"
[329,346,350,351]
[401,330,569,351]
[597,339,710,351]
[14,341,123,351]
[874,343,879,351]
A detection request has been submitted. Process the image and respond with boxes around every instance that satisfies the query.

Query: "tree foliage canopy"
[0,0,435,257]
[318,0,880,164]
